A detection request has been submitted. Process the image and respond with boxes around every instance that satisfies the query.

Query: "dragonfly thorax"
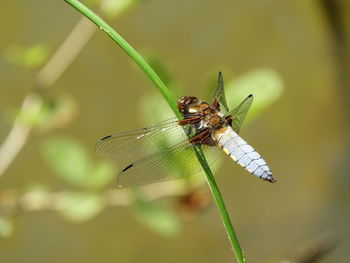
[177,96,228,139]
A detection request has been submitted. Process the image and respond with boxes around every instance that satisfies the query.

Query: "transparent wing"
[225,94,253,134]
[96,117,190,163]
[211,72,229,113]
[118,141,219,186]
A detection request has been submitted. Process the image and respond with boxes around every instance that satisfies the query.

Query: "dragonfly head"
[177,96,200,114]
[177,96,212,115]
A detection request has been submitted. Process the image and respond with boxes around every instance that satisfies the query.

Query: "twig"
[0,17,96,178]
[36,17,96,89]
[0,184,190,213]
[0,94,37,176]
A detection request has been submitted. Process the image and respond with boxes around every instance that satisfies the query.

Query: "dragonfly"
[96,72,275,186]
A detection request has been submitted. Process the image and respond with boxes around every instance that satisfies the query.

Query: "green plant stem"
[63,1,246,262]
[193,146,245,262]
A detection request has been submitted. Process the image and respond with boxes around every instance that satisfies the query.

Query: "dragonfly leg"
[178,116,201,126]
[189,129,215,146]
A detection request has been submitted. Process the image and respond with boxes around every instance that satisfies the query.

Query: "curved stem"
[63,1,246,262]
[193,146,245,262]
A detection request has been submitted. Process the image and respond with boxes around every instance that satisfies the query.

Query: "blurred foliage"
[13,94,78,131]
[14,94,45,127]
[41,136,115,191]
[20,184,51,211]
[35,136,114,223]
[226,68,283,122]
[82,0,101,5]
[138,55,182,124]
[100,0,142,19]
[145,55,182,95]
[82,0,142,19]
[37,95,78,132]
[55,191,104,223]
[139,92,175,124]
[0,217,13,238]
[4,43,50,68]
[134,197,181,237]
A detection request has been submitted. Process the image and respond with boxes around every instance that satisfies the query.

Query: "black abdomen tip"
[267,175,277,183]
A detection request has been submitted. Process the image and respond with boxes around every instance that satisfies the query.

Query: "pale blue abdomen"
[214,127,275,182]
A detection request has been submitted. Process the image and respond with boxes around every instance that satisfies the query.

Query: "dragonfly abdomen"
[215,127,276,183]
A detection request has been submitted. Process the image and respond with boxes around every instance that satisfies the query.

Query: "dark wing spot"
[101,135,112,141]
[122,164,133,172]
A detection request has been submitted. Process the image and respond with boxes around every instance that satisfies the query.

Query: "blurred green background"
[0,0,349,262]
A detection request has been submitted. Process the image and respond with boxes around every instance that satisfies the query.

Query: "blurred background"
[0,0,349,262]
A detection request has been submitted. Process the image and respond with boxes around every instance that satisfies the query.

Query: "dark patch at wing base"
[211,72,229,114]
[224,94,253,134]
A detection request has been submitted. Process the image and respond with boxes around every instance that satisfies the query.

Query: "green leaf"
[0,217,13,238]
[5,43,50,68]
[42,136,115,190]
[133,198,181,237]
[84,161,115,190]
[56,192,104,223]
[42,136,91,187]
[226,68,284,122]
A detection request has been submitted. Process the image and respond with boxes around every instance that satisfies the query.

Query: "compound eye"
[177,96,200,114]
[187,96,198,105]
[178,96,198,105]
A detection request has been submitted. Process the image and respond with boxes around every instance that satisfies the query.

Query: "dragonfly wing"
[96,117,189,162]
[225,94,253,134]
[211,72,229,113]
[118,141,219,186]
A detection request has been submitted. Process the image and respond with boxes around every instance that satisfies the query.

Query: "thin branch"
[0,95,34,176]
[36,17,96,89]
[0,17,96,178]
[0,183,199,216]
